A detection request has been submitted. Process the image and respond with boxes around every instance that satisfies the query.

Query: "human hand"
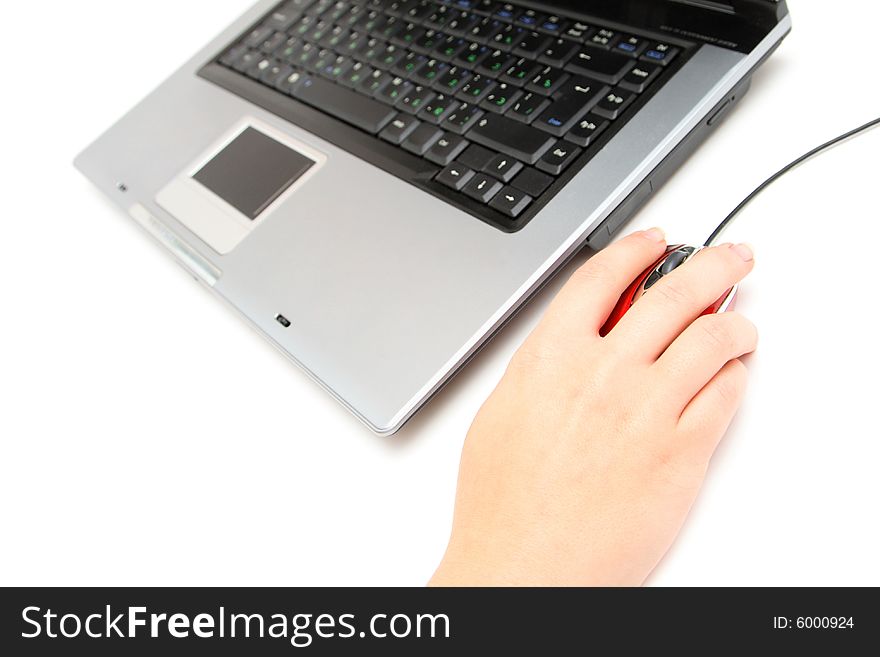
[430,229,757,586]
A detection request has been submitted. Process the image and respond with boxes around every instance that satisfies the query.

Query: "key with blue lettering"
[641,42,679,66]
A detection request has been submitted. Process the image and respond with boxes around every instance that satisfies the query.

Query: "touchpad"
[156,120,326,255]
[193,127,314,220]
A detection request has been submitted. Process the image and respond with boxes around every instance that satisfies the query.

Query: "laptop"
[75,0,791,435]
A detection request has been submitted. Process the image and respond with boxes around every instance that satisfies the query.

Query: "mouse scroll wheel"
[658,247,696,275]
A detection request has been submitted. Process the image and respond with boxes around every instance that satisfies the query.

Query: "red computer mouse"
[600,244,737,337]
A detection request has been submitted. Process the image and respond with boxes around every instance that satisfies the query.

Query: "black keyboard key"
[592,87,637,120]
[293,78,395,134]
[566,114,608,147]
[394,22,426,48]
[361,68,392,96]
[642,42,679,66]
[464,173,504,203]
[402,122,444,155]
[489,186,532,218]
[478,49,515,76]
[511,167,553,197]
[468,114,556,164]
[457,74,495,102]
[457,143,496,171]
[614,35,648,58]
[394,51,428,76]
[533,77,606,136]
[425,133,469,165]
[447,12,481,36]
[457,42,491,67]
[479,83,522,113]
[397,85,436,114]
[514,31,552,58]
[377,76,414,104]
[232,49,261,73]
[403,2,433,21]
[492,24,526,51]
[483,154,523,182]
[536,140,581,175]
[566,47,634,85]
[379,113,421,144]
[516,9,546,29]
[291,42,319,68]
[468,17,504,43]
[413,29,445,53]
[264,3,306,32]
[276,68,307,95]
[321,25,350,50]
[260,61,293,86]
[538,38,579,67]
[443,102,484,134]
[436,35,468,60]
[436,163,475,190]
[418,94,457,124]
[319,54,354,81]
[526,65,568,95]
[340,61,370,88]
[502,57,541,85]
[249,56,275,80]
[435,66,472,94]
[310,48,337,74]
[564,21,595,42]
[358,37,386,64]
[323,2,351,22]
[275,36,305,62]
[618,63,660,93]
[244,26,274,48]
[414,59,450,86]
[538,15,569,36]
[590,29,617,49]
[494,4,517,22]
[293,76,399,135]
[221,45,249,68]
[260,32,288,54]
[509,92,550,124]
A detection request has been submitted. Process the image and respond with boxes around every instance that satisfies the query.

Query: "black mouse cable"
[704,115,880,247]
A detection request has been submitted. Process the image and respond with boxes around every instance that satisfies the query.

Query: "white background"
[1,1,879,586]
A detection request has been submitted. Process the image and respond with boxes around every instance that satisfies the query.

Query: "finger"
[609,243,754,360]
[654,312,758,412]
[537,228,668,341]
[677,358,749,463]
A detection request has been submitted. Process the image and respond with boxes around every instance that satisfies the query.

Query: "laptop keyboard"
[210,0,686,231]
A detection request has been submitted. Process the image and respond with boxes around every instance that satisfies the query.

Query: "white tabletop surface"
[2,1,879,586]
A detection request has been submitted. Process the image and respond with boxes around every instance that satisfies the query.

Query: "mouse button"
[643,270,663,291]
[658,246,695,275]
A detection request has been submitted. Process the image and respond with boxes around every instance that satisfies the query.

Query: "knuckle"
[695,314,736,351]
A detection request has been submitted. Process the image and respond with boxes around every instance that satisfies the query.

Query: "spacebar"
[467,114,557,165]
[293,76,396,134]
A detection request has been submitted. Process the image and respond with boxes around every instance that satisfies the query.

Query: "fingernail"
[642,227,665,243]
[731,243,754,262]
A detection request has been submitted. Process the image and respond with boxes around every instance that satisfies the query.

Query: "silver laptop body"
[76,0,791,434]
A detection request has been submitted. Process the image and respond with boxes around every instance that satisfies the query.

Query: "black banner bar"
[1,588,875,654]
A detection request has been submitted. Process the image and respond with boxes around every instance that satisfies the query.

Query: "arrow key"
[463,173,504,204]
[436,163,475,191]
[483,154,524,182]
[536,140,581,175]
[489,186,533,218]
